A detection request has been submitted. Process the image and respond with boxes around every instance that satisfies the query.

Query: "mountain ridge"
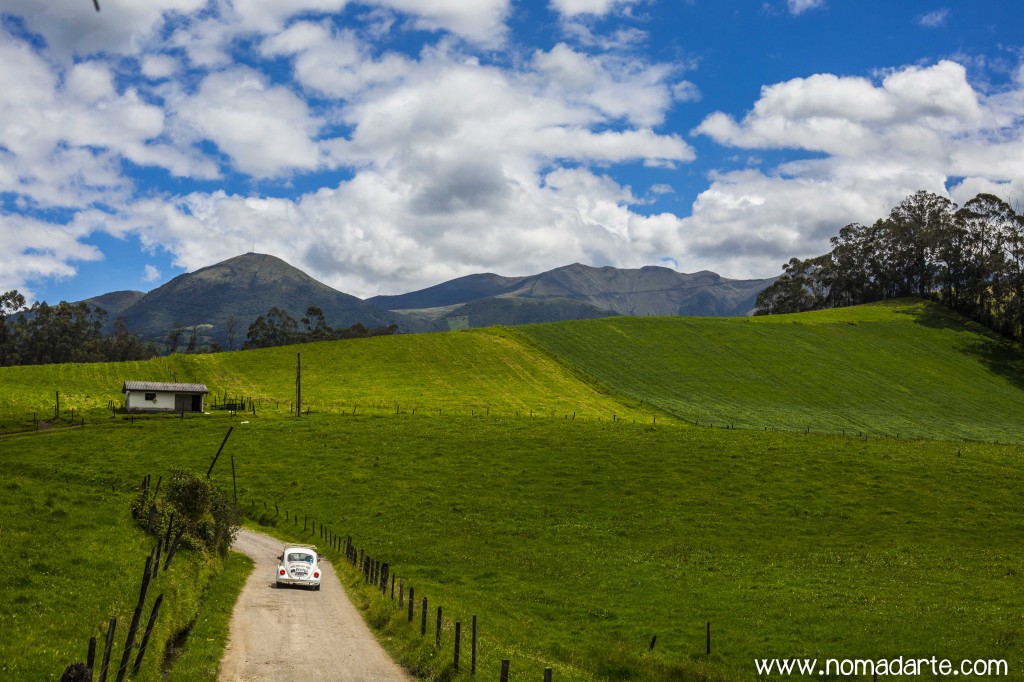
[109,253,404,348]
[81,253,775,346]
[369,262,773,326]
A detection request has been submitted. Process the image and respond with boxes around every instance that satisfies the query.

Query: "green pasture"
[518,299,1024,442]
[0,450,232,680]
[3,415,1022,680]
[3,299,1024,680]
[0,327,659,434]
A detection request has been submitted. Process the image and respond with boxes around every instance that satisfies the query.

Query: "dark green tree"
[167,322,184,354]
[243,306,298,349]
[754,255,830,315]
[0,290,26,366]
[300,305,333,341]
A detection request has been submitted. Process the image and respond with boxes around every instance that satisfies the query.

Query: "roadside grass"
[0,327,660,433]
[166,550,254,681]
[7,414,1023,681]
[0,448,223,680]
[516,299,1024,443]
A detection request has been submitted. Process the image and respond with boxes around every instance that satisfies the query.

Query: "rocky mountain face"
[369,263,774,329]
[104,253,404,348]
[82,254,775,346]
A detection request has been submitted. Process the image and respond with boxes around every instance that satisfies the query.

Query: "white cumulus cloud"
[917,9,950,28]
[171,68,325,177]
[687,59,1024,276]
[787,0,825,15]
[549,0,642,18]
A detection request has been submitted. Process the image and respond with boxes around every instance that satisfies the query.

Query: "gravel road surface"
[219,529,411,681]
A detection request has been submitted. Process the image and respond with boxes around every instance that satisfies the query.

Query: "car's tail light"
[279,569,286,575]
[313,571,320,578]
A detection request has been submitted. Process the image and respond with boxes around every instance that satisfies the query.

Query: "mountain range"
[80,253,774,348]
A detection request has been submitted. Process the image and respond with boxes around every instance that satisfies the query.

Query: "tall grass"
[517,299,1024,442]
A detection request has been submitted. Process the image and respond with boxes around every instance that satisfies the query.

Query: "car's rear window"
[287,552,315,563]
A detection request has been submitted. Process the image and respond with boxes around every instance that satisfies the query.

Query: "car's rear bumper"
[276,577,321,587]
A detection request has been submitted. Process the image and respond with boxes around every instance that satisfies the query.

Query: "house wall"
[126,390,179,412]
[175,394,205,412]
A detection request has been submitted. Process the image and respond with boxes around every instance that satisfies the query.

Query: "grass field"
[0,326,659,434]
[518,299,1024,442]
[2,299,1023,680]
[0,448,230,680]
[3,414,1022,680]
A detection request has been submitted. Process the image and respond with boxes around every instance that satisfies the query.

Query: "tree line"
[755,191,1024,341]
[242,305,398,349]
[0,292,398,366]
[0,291,158,366]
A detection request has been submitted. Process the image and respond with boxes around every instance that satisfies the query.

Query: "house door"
[191,395,202,412]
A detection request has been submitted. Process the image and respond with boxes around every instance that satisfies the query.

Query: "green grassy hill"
[2,298,1023,680]
[0,327,659,433]
[518,299,1024,442]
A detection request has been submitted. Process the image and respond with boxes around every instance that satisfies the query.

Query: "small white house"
[123,381,209,413]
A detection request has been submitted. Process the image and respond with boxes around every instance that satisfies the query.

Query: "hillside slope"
[0,327,658,428]
[517,298,1024,442]
[5,298,1023,443]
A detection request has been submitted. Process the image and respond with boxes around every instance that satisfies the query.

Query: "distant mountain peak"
[103,252,403,347]
[369,261,775,326]
[79,254,777,345]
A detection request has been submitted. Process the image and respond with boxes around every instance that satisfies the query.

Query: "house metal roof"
[123,381,209,394]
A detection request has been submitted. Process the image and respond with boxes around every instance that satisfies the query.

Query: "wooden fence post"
[454,621,461,671]
[131,594,164,675]
[472,614,477,675]
[206,426,233,479]
[544,668,553,682]
[421,597,428,636]
[116,555,153,681]
[500,660,510,682]
[152,543,162,579]
[87,636,96,673]
[436,605,442,648]
[706,621,711,655]
[99,617,116,682]
[408,587,414,622]
[164,526,185,571]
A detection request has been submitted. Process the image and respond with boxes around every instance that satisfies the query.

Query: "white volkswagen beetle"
[276,545,322,590]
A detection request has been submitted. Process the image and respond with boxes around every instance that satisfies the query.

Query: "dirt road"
[219,529,411,681]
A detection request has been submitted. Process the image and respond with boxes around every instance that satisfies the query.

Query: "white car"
[276,546,322,590]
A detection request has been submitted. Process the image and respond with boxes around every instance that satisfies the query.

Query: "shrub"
[132,468,240,557]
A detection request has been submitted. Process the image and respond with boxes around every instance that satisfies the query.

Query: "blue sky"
[2,0,1023,303]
